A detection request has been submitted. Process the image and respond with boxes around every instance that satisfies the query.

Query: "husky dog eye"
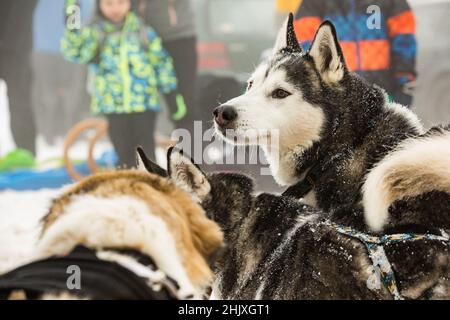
[247,81,254,91]
[272,88,291,99]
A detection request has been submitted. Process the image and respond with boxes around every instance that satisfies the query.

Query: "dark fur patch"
[136,146,168,177]
[203,173,450,299]
[272,47,427,230]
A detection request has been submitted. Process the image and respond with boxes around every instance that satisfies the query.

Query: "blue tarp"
[0,151,117,191]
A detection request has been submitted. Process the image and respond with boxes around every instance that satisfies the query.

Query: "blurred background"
[0,0,449,194]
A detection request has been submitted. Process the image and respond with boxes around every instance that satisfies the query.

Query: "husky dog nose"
[213,105,237,127]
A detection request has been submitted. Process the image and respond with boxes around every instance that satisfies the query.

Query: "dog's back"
[211,191,450,300]
[363,125,450,231]
[1,170,223,300]
[159,148,450,300]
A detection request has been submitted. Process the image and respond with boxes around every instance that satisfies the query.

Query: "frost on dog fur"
[158,147,450,299]
[214,16,450,233]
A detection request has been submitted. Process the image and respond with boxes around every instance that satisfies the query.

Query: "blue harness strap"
[323,222,450,300]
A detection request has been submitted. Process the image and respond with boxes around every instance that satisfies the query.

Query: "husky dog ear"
[167,147,211,201]
[308,21,347,84]
[273,13,303,55]
[136,146,168,177]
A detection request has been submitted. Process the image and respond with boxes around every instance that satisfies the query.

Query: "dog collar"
[282,163,322,198]
[324,222,450,300]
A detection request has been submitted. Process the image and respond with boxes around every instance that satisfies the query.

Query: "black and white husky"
[138,147,450,300]
[213,15,450,233]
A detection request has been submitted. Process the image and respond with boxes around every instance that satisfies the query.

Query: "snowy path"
[0,189,60,274]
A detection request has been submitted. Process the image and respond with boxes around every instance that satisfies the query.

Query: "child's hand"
[165,92,187,122]
[172,94,187,122]
[66,0,78,7]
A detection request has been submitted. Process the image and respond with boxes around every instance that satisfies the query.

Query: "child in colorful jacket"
[61,0,183,167]
[294,0,417,106]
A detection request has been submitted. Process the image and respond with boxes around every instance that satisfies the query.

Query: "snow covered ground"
[0,189,61,274]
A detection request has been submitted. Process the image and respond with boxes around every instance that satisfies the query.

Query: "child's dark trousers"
[106,110,157,169]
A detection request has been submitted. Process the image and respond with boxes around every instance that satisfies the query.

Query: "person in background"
[140,0,197,131]
[33,0,94,145]
[61,0,178,167]
[294,0,417,106]
[0,0,38,155]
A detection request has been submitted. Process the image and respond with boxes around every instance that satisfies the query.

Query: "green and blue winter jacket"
[61,1,178,115]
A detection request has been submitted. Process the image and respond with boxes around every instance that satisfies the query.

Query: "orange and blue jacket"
[295,0,417,105]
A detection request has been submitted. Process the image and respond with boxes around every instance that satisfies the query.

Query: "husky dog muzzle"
[213,105,238,129]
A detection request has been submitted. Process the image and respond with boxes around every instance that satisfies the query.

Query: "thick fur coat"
[137,147,450,300]
[4,169,223,300]
[212,15,450,234]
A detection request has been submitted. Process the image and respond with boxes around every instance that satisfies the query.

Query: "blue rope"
[323,221,450,300]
